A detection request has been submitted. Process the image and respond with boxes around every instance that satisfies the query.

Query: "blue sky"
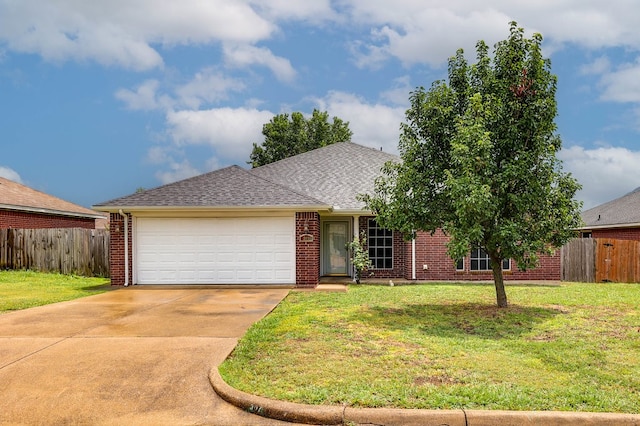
[1,1,640,210]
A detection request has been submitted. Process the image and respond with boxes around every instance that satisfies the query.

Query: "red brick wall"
[350,224,559,281]
[409,229,560,281]
[0,209,95,229]
[109,212,132,286]
[592,228,640,241]
[359,216,406,279]
[296,212,320,287]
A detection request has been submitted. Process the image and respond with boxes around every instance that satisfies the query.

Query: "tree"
[363,22,583,308]
[249,109,353,167]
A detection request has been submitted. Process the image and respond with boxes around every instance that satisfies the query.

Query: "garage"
[135,216,295,285]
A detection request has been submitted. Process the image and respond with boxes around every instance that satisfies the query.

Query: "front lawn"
[220,282,640,413]
[0,270,110,313]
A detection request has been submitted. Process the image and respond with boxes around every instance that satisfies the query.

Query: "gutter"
[578,222,640,231]
[118,210,130,286]
[93,204,333,213]
[0,203,106,220]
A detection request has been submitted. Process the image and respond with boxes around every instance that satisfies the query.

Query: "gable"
[94,165,329,211]
[250,142,398,211]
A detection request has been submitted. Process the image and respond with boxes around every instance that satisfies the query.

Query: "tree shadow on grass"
[354,303,564,340]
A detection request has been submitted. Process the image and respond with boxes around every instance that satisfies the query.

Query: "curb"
[210,369,640,425]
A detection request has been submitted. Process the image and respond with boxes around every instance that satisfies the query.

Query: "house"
[0,177,106,230]
[94,142,560,287]
[579,187,640,241]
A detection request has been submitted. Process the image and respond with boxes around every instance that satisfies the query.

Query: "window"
[368,219,393,269]
[470,247,510,271]
[456,258,464,271]
[581,231,592,239]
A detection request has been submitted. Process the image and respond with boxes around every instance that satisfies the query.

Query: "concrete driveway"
[0,287,297,425]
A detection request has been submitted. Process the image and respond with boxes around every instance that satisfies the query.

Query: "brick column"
[109,212,132,285]
[295,212,320,288]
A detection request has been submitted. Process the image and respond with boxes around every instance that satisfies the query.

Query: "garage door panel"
[136,217,295,285]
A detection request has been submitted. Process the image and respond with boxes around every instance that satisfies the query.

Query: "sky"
[1,1,640,210]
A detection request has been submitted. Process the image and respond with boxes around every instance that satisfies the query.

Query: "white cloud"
[165,107,274,160]
[559,145,640,209]
[0,0,275,70]
[0,166,23,183]
[154,159,201,185]
[223,44,296,82]
[116,69,246,111]
[115,79,165,111]
[580,56,611,76]
[599,60,640,103]
[174,68,246,109]
[315,91,405,154]
[343,1,640,68]
[251,0,338,23]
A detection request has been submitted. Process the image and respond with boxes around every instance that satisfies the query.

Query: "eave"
[92,204,334,214]
[0,204,105,220]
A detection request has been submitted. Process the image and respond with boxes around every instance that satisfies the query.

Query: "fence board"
[561,238,596,282]
[0,228,109,277]
[596,238,640,283]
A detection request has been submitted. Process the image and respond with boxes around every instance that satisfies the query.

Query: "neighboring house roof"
[251,142,398,211]
[94,165,329,211]
[581,187,640,229]
[0,177,104,220]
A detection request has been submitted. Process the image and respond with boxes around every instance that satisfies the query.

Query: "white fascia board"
[92,204,333,214]
[577,222,640,231]
[0,204,105,220]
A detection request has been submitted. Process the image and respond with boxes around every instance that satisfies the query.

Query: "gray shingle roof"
[250,142,398,210]
[94,165,327,209]
[581,187,640,227]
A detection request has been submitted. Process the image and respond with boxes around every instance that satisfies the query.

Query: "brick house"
[94,142,560,287]
[579,187,640,241]
[0,177,106,229]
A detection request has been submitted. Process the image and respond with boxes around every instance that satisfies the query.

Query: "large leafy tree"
[363,22,583,308]
[249,109,353,167]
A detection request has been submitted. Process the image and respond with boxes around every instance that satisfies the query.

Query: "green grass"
[0,270,110,313]
[220,282,640,413]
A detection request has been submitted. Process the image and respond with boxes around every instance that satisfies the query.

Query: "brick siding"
[351,221,560,281]
[295,212,320,287]
[591,228,640,241]
[358,216,406,279]
[109,212,132,286]
[0,209,95,229]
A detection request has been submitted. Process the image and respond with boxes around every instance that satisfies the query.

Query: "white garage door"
[135,217,295,285]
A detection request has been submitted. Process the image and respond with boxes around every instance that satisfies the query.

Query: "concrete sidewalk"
[0,287,297,425]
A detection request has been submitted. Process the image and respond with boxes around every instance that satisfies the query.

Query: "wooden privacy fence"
[562,238,640,283]
[0,228,109,277]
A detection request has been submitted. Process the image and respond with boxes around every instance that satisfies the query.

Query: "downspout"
[118,210,129,286]
[353,215,360,281]
[411,235,416,280]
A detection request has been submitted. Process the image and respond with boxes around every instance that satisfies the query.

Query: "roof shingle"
[250,142,398,210]
[94,165,327,209]
[0,177,103,219]
[581,187,640,227]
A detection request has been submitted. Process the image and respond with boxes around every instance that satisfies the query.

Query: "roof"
[581,187,640,228]
[94,165,329,211]
[0,177,104,220]
[251,142,398,211]
[94,143,398,213]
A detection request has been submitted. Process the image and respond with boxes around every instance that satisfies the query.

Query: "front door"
[322,221,350,275]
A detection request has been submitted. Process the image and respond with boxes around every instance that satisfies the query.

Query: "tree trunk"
[490,255,508,308]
